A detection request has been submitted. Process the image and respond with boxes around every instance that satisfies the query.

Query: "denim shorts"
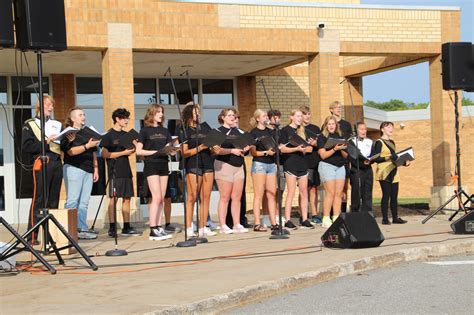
[318,161,346,183]
[251,161,277,175]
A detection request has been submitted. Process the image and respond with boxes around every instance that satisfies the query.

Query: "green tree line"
[365,97,474,111]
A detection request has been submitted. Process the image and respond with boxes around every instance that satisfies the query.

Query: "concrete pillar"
[101,23,141,224]
[429,11,465,209]
[236,76,256,131]
[343,77,364,127]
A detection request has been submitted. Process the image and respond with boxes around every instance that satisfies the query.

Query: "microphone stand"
[343,78,363,213]
[258,79,289,239]
[105,160,127,256]
[166,67,196,247]
[183,70,208,244]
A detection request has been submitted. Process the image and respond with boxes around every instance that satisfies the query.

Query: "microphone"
[163,67,171,77]
[265,120,280,126]
[179,70,188,77]
[256,79,264,84]
[339,78,347,85]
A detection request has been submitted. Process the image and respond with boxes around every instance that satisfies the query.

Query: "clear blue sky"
[361,0,473,103]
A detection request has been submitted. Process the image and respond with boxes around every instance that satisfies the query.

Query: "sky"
[361,0,473,103]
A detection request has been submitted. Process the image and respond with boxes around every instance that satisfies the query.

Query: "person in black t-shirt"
[61,107,101,240]
[179,103,216,237]
[317,116,349,228]
[21,95,63,244]
[249,109,278,232]
[329,101,353,213]
[135,104,178,241]
[300,106,322,225]
[100,108,141,237]
[279,109,314,230]
[213,108,251,234]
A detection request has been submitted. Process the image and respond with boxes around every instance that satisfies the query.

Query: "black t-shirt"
[250,127,276,164]
[138,126,172,164]
[338,119,353,140]
[179,126,214,170]
[61,133,98,173]
[215,126,244,167]
[100,129,132,178]
[317,133,348,167]
[279,125,308,173]
[305,123,321,169]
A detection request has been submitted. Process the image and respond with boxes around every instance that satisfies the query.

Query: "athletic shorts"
[143,161,169,177]
[108,177,134,198]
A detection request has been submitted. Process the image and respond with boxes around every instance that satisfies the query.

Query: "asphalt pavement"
[231,254,474,314]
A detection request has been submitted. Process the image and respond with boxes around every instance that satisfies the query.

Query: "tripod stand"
[0,52,97,273]
[423,91,474,224]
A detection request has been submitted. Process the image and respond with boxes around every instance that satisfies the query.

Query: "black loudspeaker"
[450,211,474,234]
[321,212,384,249]
[0,0,14,48]
[13,0,67,51]
[442,42,474,91]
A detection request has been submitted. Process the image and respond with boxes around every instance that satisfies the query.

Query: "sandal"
[253,224,268,232]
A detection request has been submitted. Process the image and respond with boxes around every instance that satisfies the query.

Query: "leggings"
[379,180,399,220]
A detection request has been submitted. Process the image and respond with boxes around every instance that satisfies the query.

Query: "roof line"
[159,0,460,11]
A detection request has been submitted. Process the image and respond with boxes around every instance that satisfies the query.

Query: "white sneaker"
[199,227,217,237]
[220,225,233,234]
[232,224,249,233]
[321,217,332,229]
[186,227,195,237]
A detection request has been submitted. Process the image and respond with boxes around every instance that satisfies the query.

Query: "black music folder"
[119,129,140,149]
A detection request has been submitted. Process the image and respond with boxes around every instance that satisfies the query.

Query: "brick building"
[0,0,471,224]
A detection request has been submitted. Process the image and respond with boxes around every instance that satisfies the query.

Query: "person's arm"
[281,145,305,154]
[21,124,43,154]
[67,138,101,156]
[318,143,346,160]
[371,140,395,163]
[102,147,135,159]
[92,152,99,182]
[183,143,207,158]
[134,141,157,157]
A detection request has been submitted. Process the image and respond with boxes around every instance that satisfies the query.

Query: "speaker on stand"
[0,0,14,48]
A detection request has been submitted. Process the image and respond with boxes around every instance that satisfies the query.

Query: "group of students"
[22,95,410,243]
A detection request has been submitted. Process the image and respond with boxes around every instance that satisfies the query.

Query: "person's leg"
[77,171,93,232]
[284,173,297,220]
[362,169,373,212]
[216,179,233,228]
[252,172,266,226]
[322,181,336,217]
[157,176,169,227]
[379,181,390,222]
[230,179,244,227]
[265,173,278,226]
[297,175,309,221]
[240,164,248,227]
[390,182,399,220]
[185,173,198,229]
[349,170,360,212]
[47,159,63,209]
[332,179,346,219]
[147,175,162,227]
[200,172,214,229]
[64,165,85,230]
[309,186,318,217]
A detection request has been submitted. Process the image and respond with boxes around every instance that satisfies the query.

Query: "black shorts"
[187,168,214,176]
[143,161,169,177]
[308,167,321,187]
[108,177,134,198]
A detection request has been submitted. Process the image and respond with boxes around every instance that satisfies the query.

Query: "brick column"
[308,53,341,125]
[101,23,141,224]
[51,74,75,124]
[429,11,464,208]
[343,77,363,127]
[236,76,256,131]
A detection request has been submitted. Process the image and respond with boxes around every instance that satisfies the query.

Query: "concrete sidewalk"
[1,215,473,314]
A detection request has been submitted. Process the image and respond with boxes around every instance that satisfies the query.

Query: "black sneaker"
[108,228,117,238]
[392,217,407,224]
[270,224,280,231]
[285,220,297,230]
[149,227,172,241]
[300,219,315,229]
[382,219,391,225]
[164,223,182,234]
[121,227,142,236]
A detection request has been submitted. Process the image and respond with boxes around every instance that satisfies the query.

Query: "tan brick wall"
[239,6,442,42]
[237,76,257,131]
[51,74,76,124]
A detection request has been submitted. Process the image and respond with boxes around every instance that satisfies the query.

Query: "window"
[76,77,103,107]
[159,79,198,105]
[0,76,7,167]
[134,78,156,104]
[202,79,234,106]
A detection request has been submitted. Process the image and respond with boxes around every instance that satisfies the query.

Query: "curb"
[150,239,474,314]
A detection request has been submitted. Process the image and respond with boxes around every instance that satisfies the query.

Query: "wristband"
[83,144,87,151]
